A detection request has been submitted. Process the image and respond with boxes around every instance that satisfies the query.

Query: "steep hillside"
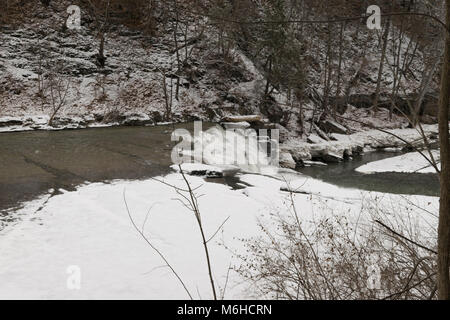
[0,0,444,137]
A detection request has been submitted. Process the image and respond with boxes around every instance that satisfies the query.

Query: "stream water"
[0,123,440,214]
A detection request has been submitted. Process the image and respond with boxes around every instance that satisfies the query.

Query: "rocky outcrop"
[282,124,439,166]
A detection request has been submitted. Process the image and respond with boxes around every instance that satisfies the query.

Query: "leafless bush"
[235,191,437,300]
[35,56,72,126]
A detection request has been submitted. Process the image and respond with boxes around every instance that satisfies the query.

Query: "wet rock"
[310,144,344,163]
[320,151,344,163]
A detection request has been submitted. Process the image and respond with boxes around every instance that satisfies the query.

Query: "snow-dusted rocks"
[0,112,168,132]
[307,133,326,144]
[220,121,251,130]
[281,124,439,166]
[319,119,348,134]
[279,152,296,169]
[170,163,227,178]
[221,115,262,123]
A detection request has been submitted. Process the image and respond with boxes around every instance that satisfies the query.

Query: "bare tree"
[437,0,450,301]
[47,70,71,127]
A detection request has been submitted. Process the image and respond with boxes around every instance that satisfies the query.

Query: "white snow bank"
[0,172,439,299]
[356,151,440,174]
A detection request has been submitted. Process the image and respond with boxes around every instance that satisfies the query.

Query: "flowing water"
[297,151,440,197]
[0,124,440,215]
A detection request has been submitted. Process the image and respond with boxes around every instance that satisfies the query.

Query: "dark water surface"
[297,151,440,197]
[0,125,440,215]
[0,123,209,213]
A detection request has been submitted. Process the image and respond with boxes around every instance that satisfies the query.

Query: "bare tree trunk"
[321,23,333,119]
[334,22,344,119]
[373,16,391,112]
[413,49,443,125]
[438,0,450,300]
[173,0,180,100]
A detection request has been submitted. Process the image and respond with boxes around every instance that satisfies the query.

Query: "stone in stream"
[310,144,344,163]
[279,152,296,169]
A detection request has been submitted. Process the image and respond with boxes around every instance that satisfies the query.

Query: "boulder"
[310,144,344,163]
[307,134,326,144]
[279,152,296,169]
[282,143,312,164]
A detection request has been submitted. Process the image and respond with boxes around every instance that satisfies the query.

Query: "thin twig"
[123,189,193,300]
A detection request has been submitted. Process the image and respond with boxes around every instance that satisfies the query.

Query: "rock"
[307,134,326,144]
[310,144,344,163]
[281,141,312,164]
[321,151,344,162]
[279,152,296,169]
[343,148,352,159]
[222,115,262,123]
[351,144,364,155]
[121,113,153,126]
[273,123,290,143]
[303,160,327,167]
[221,121,251,130]
[170,163,224,178]
[0,117,23,127]
[319,119,348,134]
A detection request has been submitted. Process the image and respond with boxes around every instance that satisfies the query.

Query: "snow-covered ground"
[0,168,438,299]
[356,150,440,174]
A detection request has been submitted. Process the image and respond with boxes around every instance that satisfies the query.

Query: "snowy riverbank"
[0,169,438,299]
[356,150,441,174]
